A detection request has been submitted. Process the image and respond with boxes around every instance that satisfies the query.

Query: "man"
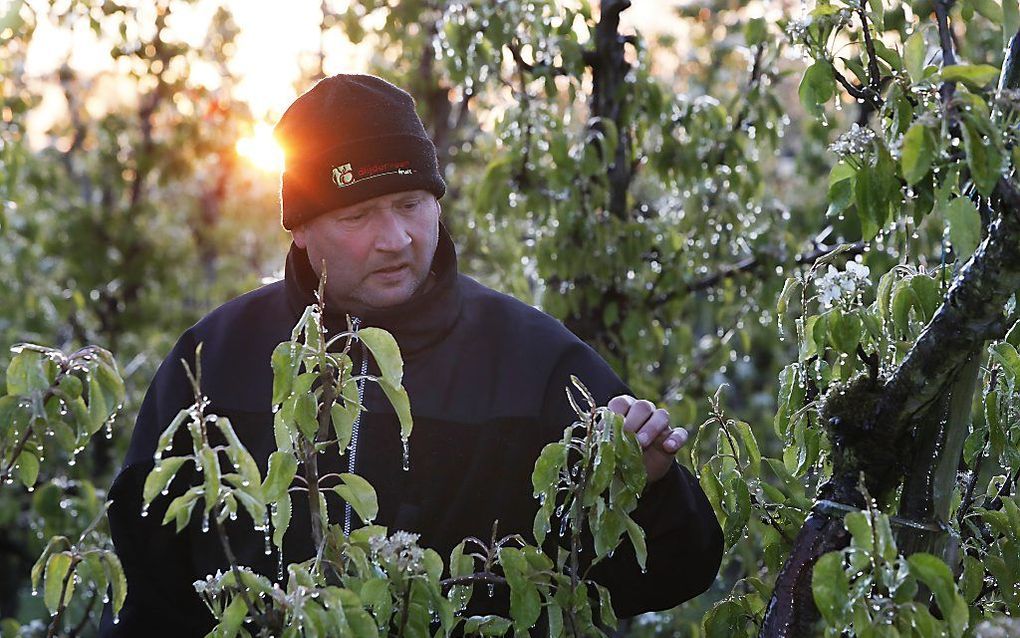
[101,74,722,635]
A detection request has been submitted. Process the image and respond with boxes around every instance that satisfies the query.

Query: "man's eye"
[401,201,419,210]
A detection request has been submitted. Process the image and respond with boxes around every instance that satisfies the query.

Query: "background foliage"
[2,0,1019,635]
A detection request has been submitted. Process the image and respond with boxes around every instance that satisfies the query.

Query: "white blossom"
[814,261,871,310]
[828,123,877,161]
[368,530,425,575]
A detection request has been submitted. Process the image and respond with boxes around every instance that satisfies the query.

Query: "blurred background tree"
[4,0,1018,635]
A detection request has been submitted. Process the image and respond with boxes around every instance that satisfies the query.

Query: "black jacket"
[100,224,723,636]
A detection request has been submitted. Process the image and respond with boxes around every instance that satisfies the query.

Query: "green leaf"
[15,451,39,488]
[156,409,189,457]
[102,551,127,617]
[901,122,934,185]
[827,161,856,217]
[827,308,863,355]
[945,197,982,259]
[31,536,69,594]
[624,514,647,572]
[1006,0,1020,50]
[941,64,1001,88]
[331,378,360,453]
[990,342,1020,381]
[973,0,1004,22]
[199,446,220,513]
[499,547,541,632]
[799,60,836,117]
[379,379,412,442]
[43,552,73,613]
[295,392,319,441]
[219,595,248,638]
[143,456,190,503]
[723,477,751,547]
[358,327,403,385]
[962,113,1004,197]
[333,473,379,523]
[272,493,291,547]
[812,551,850,625]
[270,342,300,406]
[594,582,617,630]
[907,553,969,638]
[910,275,942,323]
[733,420,761,474]
[162,487,201,531]
[855,164,884,240]
[904,29,927,83]
[777,277,800,317]
[262,451,298,502]
[532,442,566,496]
[463,616,512,636]
[891,278,920,336]
[7,349,50,395]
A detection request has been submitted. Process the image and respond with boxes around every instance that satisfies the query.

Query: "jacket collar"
[284,221,462,357]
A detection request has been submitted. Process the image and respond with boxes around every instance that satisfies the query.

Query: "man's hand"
[607,395,689,485]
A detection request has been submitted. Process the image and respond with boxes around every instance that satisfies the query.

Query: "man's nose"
[373,208,413,252]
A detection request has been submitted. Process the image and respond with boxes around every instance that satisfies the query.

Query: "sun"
[236,121,285,173]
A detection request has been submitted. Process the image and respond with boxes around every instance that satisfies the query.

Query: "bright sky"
[18,0,687,168]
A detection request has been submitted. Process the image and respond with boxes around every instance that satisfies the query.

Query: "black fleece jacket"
[99,224,723,636]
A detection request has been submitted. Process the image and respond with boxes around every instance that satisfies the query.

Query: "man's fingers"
[656,427,689,454]
[607,394,635,416]
[635,407,669,447]
[624,399,656,434]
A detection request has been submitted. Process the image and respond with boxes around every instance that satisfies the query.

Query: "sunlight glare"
[236,122,284,173]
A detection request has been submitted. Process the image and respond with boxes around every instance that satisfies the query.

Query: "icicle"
[401,438,410,471]
[140,503,150,518]
[263,511,272,555]
[201,511,210,533]
[277,549,285,581]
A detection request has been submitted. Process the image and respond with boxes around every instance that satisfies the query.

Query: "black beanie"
[274,74,447,230]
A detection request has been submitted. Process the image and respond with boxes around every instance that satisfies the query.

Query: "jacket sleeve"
[540,341,724,618]
[99,331,214,637]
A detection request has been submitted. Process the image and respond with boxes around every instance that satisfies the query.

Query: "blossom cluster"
[828,123,877,162]
[814,261,871,309]
[368,530,426,575]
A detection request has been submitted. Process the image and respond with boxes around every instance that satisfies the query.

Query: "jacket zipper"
[344,317,369,536]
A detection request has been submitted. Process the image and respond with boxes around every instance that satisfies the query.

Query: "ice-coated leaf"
[378,378,412,442]
[812,551,849,625]
[102,551,127,617]
[907,553,969,638]
[799,60,836,117]
[143,456,190,503]
[15,451,39,488]
[531,442,566,496]
[272,492,291,548]
[358,327,403,384]
[294,392,319,441]
[900,122,934,185]
[945,197,981,260]
[904,29,927,83]
[43,552,73,613]
[941,64,1001,88]
[623,514,647,572]
[333,473,378,523]
[219,595,248,638]
[262,451,298,503]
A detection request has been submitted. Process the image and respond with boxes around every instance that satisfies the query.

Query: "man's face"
[291,189,441,313]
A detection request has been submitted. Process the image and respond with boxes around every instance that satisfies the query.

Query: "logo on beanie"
[331,160,415,189]
[332,163,355,188]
